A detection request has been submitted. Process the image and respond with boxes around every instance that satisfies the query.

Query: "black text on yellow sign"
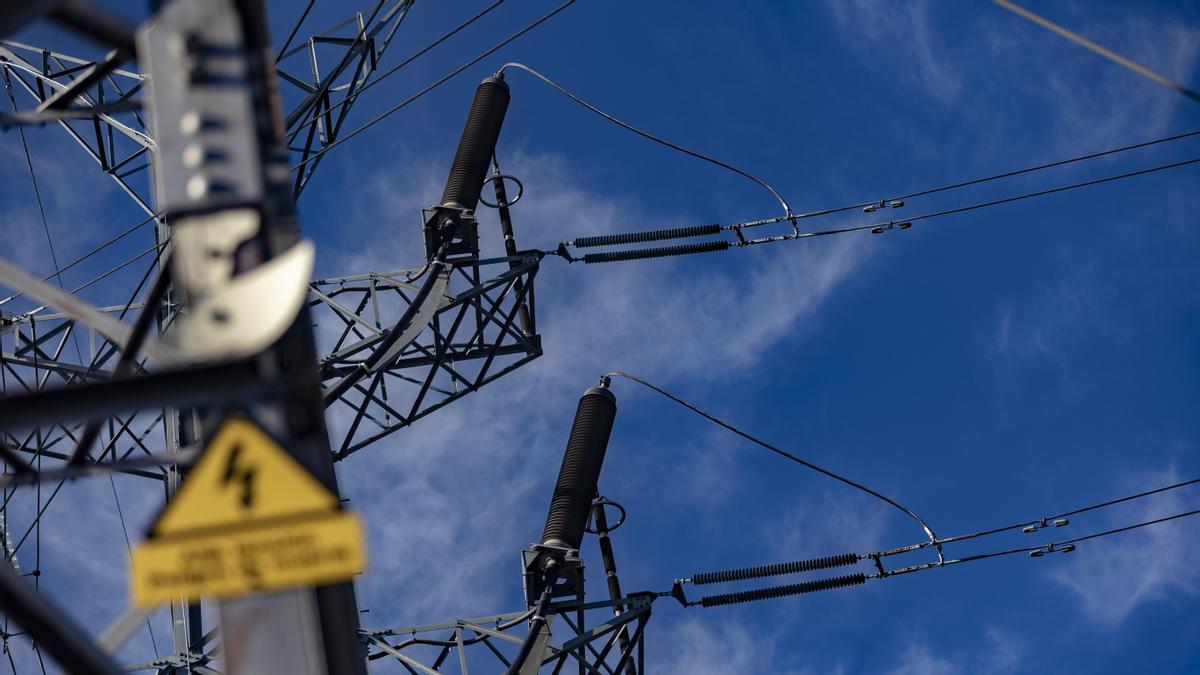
[130,414,366,606]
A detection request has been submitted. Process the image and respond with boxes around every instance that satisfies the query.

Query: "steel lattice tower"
[0,1,544,671]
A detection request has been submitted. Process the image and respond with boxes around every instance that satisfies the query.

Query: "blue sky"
[1,1,1199,673]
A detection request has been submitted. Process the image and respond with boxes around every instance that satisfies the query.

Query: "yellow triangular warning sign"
[132,412,365,606]
[153,413,337,535]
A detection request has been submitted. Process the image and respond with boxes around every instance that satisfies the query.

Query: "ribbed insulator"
[441,76,510,210]
[698,573,866,608]
[691,553,859,586]
[540,387,618,550]
[573,224,722,249]
[581,240,729,264]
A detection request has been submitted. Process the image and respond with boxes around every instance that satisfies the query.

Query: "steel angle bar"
[0,450,193,488]
[321,261,448,404]
[0,358,266,429]
[34,301,148,321]
[0,353,107,381]
[310,287,383,336]
[552,604,650,657]
[98,604,157,655]
[336,351,542,457]
[0,46,151,148]
[367,636,443,675]
[365,611,532,638]
[37,49,130,111]
[366,264,451,371]
[0,100,139,125]
[0,258,177,364]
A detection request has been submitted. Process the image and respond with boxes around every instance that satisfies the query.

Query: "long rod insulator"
[581,240,729,264]
[441,75,510,210]
[540,387,617,550]
[691,552,859,586]
[573,224,721,249]
[698,573,866,608]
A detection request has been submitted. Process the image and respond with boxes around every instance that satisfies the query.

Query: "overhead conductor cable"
[497,62,795,222]
[602,372,942,555]
[674,478,1199,608]
[548,129,1199,262]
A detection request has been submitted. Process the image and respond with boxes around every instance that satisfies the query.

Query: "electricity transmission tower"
[2,2,1197,674]
[0,0,543,671]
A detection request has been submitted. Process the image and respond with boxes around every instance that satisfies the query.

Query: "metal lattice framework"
[314,252,541,459]
[362,595,653,675]
[0,1,548,672]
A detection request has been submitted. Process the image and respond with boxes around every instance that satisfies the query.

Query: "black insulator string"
[690,552,860,586]
[683,506,1200,609]
[683,479,1199,587]
[572,224,721,249]
[291,0,578,173]
[497,63,795,223]
[696,572,866,608]
[581,241,729,264]
[548,139,1200,264]
[602,371,942,558]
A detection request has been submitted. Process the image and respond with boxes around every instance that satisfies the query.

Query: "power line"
[935,477,1200,547]
[5,68,85,370]
[994,0,1200,104]
[497,63,794,221]
[872,475,1200,564]
[274,0,317,62]
[290,0,578,174]
[769,128,1200,225]
[680,476,1200,608]
[888,506,1200,579]
[764,155,1200,244]
[549,140,1200,263]
[285,0,507,142]
[3,75,64,293]
[601,371,942,555]
[0,212,159,308]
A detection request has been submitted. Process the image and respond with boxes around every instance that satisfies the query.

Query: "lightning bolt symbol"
[221,442,256,508]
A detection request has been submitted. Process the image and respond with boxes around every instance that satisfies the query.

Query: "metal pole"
[591,497,634,675]
[136,0,366,672]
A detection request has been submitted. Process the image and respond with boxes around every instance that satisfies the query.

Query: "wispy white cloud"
[886,626,1023,675]
[981,626,1023,675]
[769,489,893,560]
[987,263,1097,360]
[649,616,820,675]
[1045,465,1200,629]
[825,0,962,104]
[885,640,957,675]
